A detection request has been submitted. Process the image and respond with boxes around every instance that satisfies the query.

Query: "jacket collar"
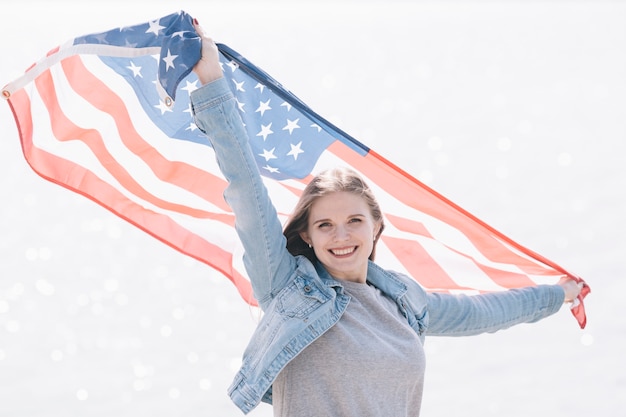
[311,259,408,299]
[366,261,408,299]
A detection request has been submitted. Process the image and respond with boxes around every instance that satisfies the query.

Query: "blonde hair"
[283,167,385,263]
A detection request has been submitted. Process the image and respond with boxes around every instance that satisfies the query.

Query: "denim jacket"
[191,78,565,414]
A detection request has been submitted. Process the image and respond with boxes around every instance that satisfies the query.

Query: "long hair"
[283,167,385,263]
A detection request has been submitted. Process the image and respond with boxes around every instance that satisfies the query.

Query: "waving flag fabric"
[2,11,589,327]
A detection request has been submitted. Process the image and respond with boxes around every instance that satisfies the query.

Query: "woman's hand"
[192,19,223,85]
[558,276,583,304]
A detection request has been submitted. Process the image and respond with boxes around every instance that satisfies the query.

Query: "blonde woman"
[190,22,582,416]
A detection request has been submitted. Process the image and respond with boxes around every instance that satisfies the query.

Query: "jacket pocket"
[275,275,329,318]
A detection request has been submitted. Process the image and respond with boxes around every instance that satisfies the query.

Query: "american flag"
[2,11,589,327]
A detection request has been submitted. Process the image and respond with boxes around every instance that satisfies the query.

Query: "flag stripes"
[3,10,588,327]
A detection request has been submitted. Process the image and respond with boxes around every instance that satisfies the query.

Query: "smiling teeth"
[332,247,355,256]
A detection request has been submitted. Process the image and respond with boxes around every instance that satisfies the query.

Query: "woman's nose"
[333,225,350,241]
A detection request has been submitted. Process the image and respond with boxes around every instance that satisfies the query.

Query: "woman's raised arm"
[190,22,297,309]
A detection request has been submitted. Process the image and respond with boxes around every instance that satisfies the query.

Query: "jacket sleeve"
[424,285,565,336]
[190,78,296,309]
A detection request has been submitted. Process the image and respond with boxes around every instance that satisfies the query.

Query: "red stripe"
[385,213,538,288]
[384,213,433,239]
[572,285,590,329]
[10,87,257,305]
[47,46,60,57]
[472,262,536,289]
[8,90,35,169]
[381,235,465,291]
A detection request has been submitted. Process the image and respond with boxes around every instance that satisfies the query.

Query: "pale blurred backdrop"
[1,1,624,416]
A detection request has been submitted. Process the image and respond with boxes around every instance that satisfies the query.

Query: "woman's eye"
[318,222,331,228]
[349,218,362,223]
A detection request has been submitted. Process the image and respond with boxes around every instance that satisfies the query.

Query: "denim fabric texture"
[191,78,565,414]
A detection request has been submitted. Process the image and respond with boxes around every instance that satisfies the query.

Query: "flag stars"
[256,99,271,116]
[263,165,280,174]
[257,123,273,141]
[162,49,178,71]
[181,80,199,95]
[311,123,322,132]
[232,79,245,92]
[127,61,142,78]
[235,99,245,112]
[186,122,198,132]
[226,61,239,72]
[146,19,166,36]
[255,83,265,93]
[281,102,292,112]
[259,148,277,162]
[155,100,174,115]
[123,39,138,48]
[93,33,109,44]
[287,141,304,160]
[283,118,300,134]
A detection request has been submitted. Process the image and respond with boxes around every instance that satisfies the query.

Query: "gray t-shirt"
[272,279,426,417]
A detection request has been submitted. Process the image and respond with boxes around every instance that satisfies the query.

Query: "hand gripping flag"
[2,11,590,327]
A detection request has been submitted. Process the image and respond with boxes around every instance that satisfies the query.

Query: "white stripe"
[4,43,162,96]
[373,240,411,276]
[79,55,227,181]
[45,56,229,215]
[28,80,241,253]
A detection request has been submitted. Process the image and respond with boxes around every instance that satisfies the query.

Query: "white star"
[257,123,273,141]
[232,79,245,92]
[263,165,280,174]
[183,103,193,115]
[236,99,245,112]
[124,39,138,48]
[127,61,142,78]
[255,83,265,93]
[94,33,108,44]
[146,19,165,36]
[259,148,278,161]
[283,118,300,134]
[162,49,178,71]
[281,102,292,111]
[171,30,186,39]
[287,141,304,160]
[154,100,174,115]
[226,61,239,72]
[256,99,271,116]
[186,122,198,132]
[181,80,199,94]
[311,123,322,132]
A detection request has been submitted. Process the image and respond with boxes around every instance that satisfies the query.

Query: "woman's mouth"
[330,247,356,256]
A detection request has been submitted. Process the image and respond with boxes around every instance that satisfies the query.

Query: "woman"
[189,22,582,416]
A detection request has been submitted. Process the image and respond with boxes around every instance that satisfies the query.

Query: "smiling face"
[299,191,382,283]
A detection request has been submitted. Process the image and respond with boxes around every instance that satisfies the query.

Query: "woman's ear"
[299,231,311,246]
[373,222,382,240]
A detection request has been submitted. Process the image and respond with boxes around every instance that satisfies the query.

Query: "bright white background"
[1,1,624,416]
